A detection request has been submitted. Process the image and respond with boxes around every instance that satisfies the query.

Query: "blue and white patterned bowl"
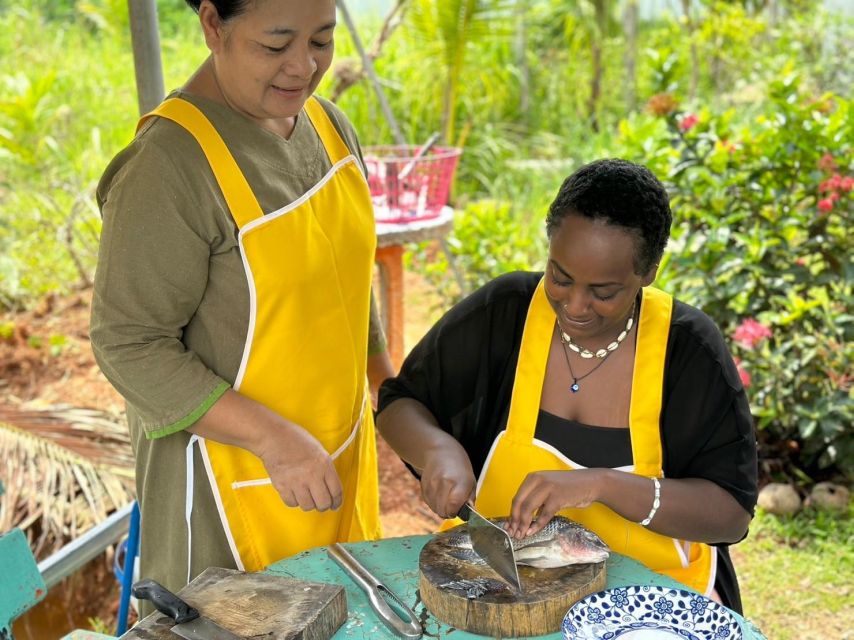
[562,585,742,639]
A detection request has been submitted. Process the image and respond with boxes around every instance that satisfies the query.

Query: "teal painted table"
[267,535,767,639]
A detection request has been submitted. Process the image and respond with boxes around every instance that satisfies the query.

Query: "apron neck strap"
[503,279,672,478]
[138,97,265,230]
[302,97,352,166]
[629,286,672,477]
[504,277,554,442]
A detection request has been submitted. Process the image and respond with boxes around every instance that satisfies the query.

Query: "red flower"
[817,153,836,172]
[829,173,842,190]
[841,176,853,192]
[733,318,772,349]
[819,179,833,193]
[795,257,807,266]
[679,114,699,131]
[830,192,840,202]
[817,198,834,213]
[733,357,752,388]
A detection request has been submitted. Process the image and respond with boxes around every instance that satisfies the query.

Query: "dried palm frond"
[0,405,135,560]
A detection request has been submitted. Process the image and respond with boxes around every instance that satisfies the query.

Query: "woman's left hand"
[507,469,605,538]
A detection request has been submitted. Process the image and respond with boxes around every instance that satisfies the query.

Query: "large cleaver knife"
[132,579,241,640]
[457,503,522,592]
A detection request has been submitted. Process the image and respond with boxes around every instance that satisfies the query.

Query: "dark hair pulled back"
[184,0,251,21]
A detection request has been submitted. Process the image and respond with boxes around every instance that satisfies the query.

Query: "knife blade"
[457,503,522,592]
[132,579,242,640]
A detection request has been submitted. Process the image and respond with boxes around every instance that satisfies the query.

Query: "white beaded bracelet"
[640,477,661,527]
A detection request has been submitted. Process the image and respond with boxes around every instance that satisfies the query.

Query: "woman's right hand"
[419,443,476,519]
[256,419,343,512]
[189,389,343,513]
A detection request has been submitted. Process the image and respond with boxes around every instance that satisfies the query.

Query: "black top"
[378,271,759,613]
[535,411,633,468]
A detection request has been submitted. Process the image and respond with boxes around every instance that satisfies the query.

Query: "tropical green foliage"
[616,76,852,478]
[0,0,851,479]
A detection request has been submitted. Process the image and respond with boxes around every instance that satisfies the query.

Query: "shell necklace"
[559,302,636,359]
[558,303,637,393]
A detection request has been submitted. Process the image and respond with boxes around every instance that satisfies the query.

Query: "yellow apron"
[138,97,381,573]
[466,278,715,595]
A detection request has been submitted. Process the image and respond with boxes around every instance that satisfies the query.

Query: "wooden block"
[419,526,606,637]
[122,567,346,639]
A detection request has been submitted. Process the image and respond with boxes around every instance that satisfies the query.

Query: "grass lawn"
[733,506,853,640]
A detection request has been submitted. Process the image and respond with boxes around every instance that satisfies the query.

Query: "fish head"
[553,526,610,565]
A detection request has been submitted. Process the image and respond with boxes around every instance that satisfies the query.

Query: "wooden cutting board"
[121,567,346,639]
[419,525,606,637]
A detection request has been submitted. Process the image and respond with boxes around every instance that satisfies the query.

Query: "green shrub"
[408,199,541,304]
[618,74,852,479]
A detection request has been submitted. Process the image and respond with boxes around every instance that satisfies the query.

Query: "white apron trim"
[197,436,245,571]
[704,547,718,597]
[185,434,196,583]
[474,430,506,496]
[672,538,691,569]
[531,437,635,473]
[184,434,245,578]
[241,155,358,235]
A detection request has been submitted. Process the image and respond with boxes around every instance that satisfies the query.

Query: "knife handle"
[132,579,200,624]
[456,503,473,522]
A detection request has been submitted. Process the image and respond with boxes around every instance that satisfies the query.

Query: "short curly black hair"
[545,158,672,275]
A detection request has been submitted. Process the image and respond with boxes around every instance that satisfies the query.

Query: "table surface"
[375,206,454,247]
[267,534,767,640]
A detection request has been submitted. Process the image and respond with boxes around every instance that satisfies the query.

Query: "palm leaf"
[0,405,135,559]
[404,0,515,144]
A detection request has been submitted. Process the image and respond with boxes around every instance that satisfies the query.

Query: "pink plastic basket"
[363,145,462,223]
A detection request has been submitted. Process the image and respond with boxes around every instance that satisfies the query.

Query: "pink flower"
[679,114,699,131]
[733,357,752,388]
[733,318,772,349]
[795,257,807,266]
[817,153,836,172]
[841,176,853,192]
[817,198,834,213]
[829,173,842,190]
[819,179,833,193]
[830,192,840,202]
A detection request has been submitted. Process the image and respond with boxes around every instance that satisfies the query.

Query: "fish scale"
[442,515,609,569]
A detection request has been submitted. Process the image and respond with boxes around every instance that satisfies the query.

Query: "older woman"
[377,159,758,612]
[91,0,392,602]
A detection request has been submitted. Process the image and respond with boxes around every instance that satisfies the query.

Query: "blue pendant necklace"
[560,336,611,392]
[558,305,636,392]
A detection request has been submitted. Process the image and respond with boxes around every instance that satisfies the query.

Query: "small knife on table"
[132,579,242,640]
[456,503,522,592]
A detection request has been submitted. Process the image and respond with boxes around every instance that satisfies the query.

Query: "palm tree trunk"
[681,0,699,100]
[516,1,530,126]
[587,0,608,131]
[622,0,639,112]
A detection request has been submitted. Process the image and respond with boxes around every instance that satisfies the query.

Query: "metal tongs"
[328,543,423,639]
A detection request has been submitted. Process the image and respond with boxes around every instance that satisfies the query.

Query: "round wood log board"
[419,524,606,637]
